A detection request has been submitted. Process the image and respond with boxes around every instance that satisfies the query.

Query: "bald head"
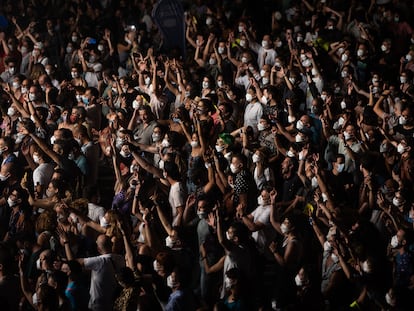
[96,234,112,254]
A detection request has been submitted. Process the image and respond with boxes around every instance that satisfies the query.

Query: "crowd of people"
[0,0,414,310]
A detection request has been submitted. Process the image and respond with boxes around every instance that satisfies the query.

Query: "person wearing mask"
[31,147,55,198]
[63,260,89,311]
[165,268,198,311]
[60,233,125,311]
[129,105,158,146]
[324,153,354,207]
[0,57,18,83]
[230,153,257,215]
[243,85,263,134]
[246,33,276,69]
[269,214,304,308]
[73,124,99,196]
[324,123,363,175]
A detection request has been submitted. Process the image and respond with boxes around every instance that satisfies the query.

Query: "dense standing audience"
[0,0,413,310]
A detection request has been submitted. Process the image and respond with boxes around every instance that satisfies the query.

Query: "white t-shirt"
[250,204,271,251]
[84,253,125,311]
[168,182,186,226]
[87,203,105,224]
[32,162,55,190]
[244,101,263,131]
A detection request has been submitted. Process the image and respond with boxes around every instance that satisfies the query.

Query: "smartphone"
[172,118,181,123]
[89,38,97,44]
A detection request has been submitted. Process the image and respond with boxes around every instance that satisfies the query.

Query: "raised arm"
[153,194,174,236]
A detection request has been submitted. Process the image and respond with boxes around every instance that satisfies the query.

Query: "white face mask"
[361,260,371,273]
[33,154,40,164]
[120,150,131,158]
[288,77,296,84]
[36,258,42,270]
[165,236,174,248]
[302,59,312,67]
[224,152,232,162]
[215,145,224,153]
[286,150,295,158]
[257,123,266,131]
[343,131,352,140]
[295,274,303,287]
[7,107,15,117]
[218,46,225,54]
[397,143,405,154]
[385,292,396,307]
[341,71,348,78]
[132,100,140,110]
[311,176,318,189]
[224,276,234,289]
[392,196,403,207]
[206,17,213,25]
[202,81,209,89]
[226,231,232,241]
[400,76,407,84]
[190,141,199,148]
[167,275,176,288]
[257,195,265,206]
[100,216,109,228]
[7,197,17,207]
[337,163,345,173]
[331,253,339,262]
[296,120,304,131]
[197,211,207,219]
[261,40,268,48]
[341,53,348,62]
[280,223,289,234]
[230,163,239,174]
[153,260,160,272]
[130,164,138,174]
[145,77,151,85]
[262,77,269,85]
[399,116,407,125]
[161,139,170,148]
[357,49,364,57]
[245,93,253,102]
[252,154,261,163]
[381,44,387,52]
[209,58,216,65]
[239,39,246,47]
[217,80,223,88]
[241,56,248,63]
[390,235,399,248]
[29,93,36,101]
[340,101,347,110]
[295,134,304,143]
